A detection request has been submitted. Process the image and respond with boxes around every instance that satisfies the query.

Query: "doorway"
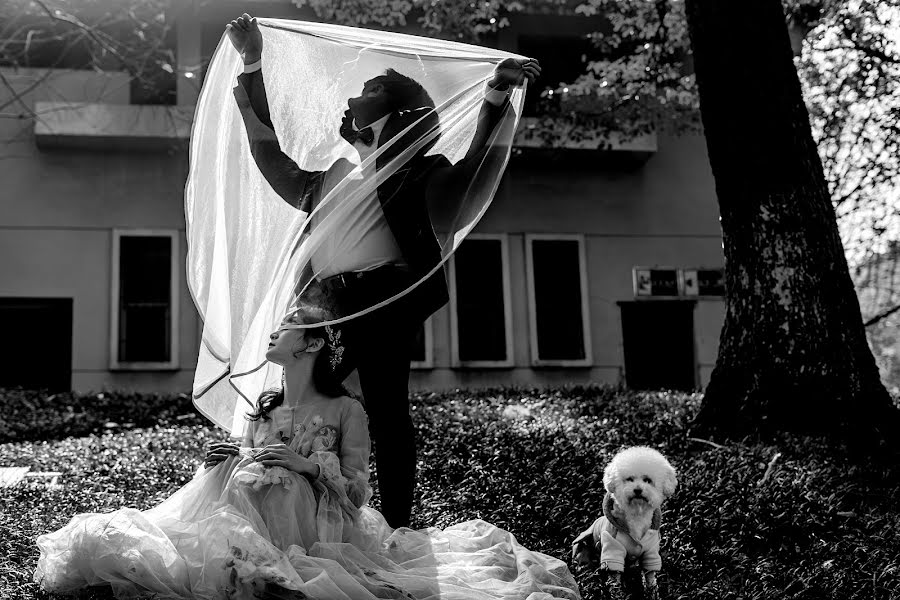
[619,300,697,391]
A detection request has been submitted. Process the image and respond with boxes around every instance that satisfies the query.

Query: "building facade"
[0,1,725,395]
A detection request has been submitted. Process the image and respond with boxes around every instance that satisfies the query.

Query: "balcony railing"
[18,66,654,155]
[514,116,658,152]
[33,103,656,155]
[33,102,194,151]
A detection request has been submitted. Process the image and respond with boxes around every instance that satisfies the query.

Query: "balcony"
[18,67,652,156]
[0,68,190,152]
[514,116,658,152]
[513,85,659,166]
[34,102,194,151]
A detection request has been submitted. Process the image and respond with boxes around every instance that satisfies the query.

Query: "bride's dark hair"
[246,305,348,422]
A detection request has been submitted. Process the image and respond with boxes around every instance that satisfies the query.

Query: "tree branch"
[29,0,134,75]
[842,23,900,66]
[864,303,900,328]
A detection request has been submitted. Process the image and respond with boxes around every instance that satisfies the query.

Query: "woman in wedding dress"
[35,305,580,600]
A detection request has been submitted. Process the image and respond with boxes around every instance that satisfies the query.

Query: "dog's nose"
[633,487,643,496]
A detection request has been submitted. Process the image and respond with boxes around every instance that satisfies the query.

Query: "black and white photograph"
[1,0,898,598]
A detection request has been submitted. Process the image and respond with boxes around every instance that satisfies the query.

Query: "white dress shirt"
[311,112,405,278]
[243,60,509,280]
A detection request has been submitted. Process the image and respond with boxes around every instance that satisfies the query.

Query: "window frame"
[448,233,515,369]
[682,267,727,299]
[410,316,434,370]
[525,233,593,368]
[109,229,180,371]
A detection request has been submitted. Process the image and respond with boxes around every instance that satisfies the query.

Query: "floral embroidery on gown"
[34,396,580,600]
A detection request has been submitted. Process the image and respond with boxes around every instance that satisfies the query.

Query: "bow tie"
[345,126,375,146]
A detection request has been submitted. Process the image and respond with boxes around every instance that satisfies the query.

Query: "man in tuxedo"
[227,13,538,528]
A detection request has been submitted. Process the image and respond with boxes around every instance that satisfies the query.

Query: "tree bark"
[683,0,899,444]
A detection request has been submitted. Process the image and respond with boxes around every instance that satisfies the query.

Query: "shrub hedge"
[0,388,204,443]
[1,386,898,599]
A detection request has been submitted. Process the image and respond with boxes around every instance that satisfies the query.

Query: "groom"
[227,13,538,528]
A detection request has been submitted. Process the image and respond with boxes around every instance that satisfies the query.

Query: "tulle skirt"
[35,457,579,599]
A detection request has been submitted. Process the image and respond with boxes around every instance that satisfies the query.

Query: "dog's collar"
[603,492,662,534]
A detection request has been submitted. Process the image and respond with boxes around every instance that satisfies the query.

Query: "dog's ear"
[661,461,678,498]
[602,461,618,495]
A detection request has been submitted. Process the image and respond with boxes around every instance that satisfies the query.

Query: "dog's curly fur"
[604,446,677,544]
[573,446,677,600]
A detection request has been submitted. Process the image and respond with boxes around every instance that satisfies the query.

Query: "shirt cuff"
[484,82,510,107]
[243,59,262,74]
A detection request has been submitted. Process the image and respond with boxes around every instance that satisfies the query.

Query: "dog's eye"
[625,476,634,482]
[643,477,653,484]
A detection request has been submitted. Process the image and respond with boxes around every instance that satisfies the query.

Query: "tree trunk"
[683,0,899,444]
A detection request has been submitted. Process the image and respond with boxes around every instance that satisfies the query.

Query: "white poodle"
[571,446,677,600]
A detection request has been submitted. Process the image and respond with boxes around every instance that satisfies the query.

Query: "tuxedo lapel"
[372,107,443,273]
[367,107,448,321]
[374,107,439,169]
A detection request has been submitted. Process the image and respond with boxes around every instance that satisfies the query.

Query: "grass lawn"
[1,387,899,599]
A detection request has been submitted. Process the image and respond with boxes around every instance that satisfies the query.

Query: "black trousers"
[315,266,420,528]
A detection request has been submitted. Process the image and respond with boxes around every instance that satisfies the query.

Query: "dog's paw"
[602,571,627,600]
[572,547,596,569]
[643,576,660,600]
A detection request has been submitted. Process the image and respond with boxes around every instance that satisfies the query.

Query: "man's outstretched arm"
[426,58,539,195]
[463,58,540,161]
[228,13,319,211]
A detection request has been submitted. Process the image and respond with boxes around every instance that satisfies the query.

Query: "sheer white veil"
[185,19,526,435]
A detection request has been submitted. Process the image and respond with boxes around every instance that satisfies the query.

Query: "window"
[516,35,594,117]
[110,230,179,370]
[683,268,726,297]
[0,17,94,69]
[634,267,681,298]
[410,317,434,370]
[526,234,592,366]
[634,267,726,298]
[449,235,513,367]
[0,298,72,391]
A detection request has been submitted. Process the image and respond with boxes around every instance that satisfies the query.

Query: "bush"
[0,388,204,443]
[3,385,899,599]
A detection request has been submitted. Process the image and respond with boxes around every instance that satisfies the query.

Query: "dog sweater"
[573,492,662,572]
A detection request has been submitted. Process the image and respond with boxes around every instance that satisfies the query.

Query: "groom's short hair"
[371,69,435,113]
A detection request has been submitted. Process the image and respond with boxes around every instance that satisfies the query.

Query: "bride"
[35,304,580,599]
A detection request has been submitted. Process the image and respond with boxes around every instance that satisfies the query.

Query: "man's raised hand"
[489,58,541,90]
[226,13,263,63]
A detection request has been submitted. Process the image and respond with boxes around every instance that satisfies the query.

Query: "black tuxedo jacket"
[233,69,513,322]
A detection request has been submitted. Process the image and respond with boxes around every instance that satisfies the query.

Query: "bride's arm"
[241,420,255,448]
[339,399,373,509]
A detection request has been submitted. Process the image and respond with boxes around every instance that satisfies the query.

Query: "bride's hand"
[255,443,320,477]
[204,441,240,468]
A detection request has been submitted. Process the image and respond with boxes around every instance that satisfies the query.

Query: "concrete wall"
[411,133,726,391]
[0,68,199,392]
